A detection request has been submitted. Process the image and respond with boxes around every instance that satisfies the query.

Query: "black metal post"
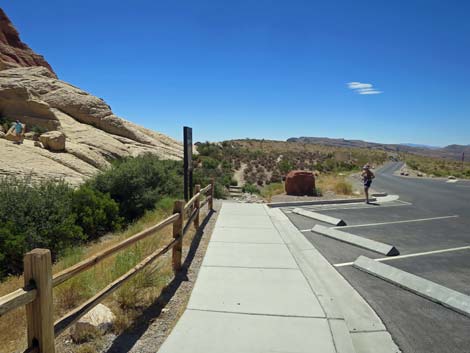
[183,126,193,201]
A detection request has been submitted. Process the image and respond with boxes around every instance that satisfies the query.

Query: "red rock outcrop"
[0,8,56,77]
[285,170,316,196]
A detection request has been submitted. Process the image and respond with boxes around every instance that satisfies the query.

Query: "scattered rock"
[448,175,456,180]
[34,140,43,148]
[285,170,315,196]
[39,131,65,151]
[0,131,4,138]
[71,304,115,343]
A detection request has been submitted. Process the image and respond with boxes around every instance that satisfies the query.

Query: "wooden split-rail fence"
[0,179,215,353]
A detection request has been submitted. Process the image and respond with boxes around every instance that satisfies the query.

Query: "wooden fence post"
[194,184,200,229]
[172,200,185,273]
[24,249,55,353]
[209,178,215,211]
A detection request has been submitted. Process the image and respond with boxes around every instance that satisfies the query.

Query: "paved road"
[284,162,470,353]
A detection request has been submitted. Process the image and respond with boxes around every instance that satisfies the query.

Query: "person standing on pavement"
[361,164,375,203]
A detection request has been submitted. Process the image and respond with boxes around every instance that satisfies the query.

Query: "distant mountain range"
[286,137,469,161]
[399,143,441,150]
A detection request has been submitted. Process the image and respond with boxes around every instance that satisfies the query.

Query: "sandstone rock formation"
[0,9,56,75]
[0,9,182,185]
[285,170,316,196]
[39,130,65,151]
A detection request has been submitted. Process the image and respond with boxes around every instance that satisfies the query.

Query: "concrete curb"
[267,197,377,208]
[372,192,388,197]
[312,225,399,256]
[266,207,400,353]
[293,208,346,226]
[353,256,470,318]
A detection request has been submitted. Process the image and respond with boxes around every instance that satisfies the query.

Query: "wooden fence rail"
[0,180,215,353]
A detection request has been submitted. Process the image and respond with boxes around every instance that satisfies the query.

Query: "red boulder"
[285,171,316,196]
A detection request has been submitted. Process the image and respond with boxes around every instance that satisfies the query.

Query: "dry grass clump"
[0,201,208,353]
[316,175,354,196]
[260,182,285,202]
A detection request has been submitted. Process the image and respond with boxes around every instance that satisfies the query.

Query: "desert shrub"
[270,170,282,183]
[278,158,293,174]
[314,187,323,196]
[201,156,219,169]
[334,180,353,195]
[0,177,83,276]
[90,155,183,221]
[242,183,260,194]
[192,168,227,199]
[30,125,48,134]
[260,182,284,201]
[72,185,123,240]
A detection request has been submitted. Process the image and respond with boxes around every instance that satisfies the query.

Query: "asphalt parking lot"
[282,167,470,353]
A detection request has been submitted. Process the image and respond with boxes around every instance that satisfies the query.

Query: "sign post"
[183,126,193,201]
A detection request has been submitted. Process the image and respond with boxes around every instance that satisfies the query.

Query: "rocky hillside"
[288,136,469,161]
[0,8,182,185]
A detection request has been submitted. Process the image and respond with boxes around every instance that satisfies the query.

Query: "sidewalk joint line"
[187,308,326,319]
[211,240,284,244]
[202,265,298,270]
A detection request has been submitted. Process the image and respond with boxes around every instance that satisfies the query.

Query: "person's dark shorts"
[364,180,372,188]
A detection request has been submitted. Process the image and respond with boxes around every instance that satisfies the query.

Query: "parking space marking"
[334,245,470,267]
[333,215,459,229]
[394,199,413,205]
[283,201,412,213]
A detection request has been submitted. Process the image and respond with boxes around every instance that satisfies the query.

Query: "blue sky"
[3,1,470,146]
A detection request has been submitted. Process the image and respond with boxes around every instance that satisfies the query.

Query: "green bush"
[201,156,219,169]
[314,187,323,196]
[30,125,48,134]
[0,177,84,276]
[72,186,122,240]
[90,154,183,221]
[242,183,260,194]
[279,159,293,174]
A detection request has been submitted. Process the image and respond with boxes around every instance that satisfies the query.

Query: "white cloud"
[347,81,382,95]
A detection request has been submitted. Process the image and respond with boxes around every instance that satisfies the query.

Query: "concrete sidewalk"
[157,202,398,353]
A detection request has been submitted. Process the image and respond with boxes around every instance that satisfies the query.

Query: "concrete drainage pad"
[293,208,346,226]
[353,256,470,318]
[312,225,399,256]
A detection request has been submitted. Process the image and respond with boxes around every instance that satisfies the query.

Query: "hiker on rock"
[14,120,24,144]
[361,164,375,203]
